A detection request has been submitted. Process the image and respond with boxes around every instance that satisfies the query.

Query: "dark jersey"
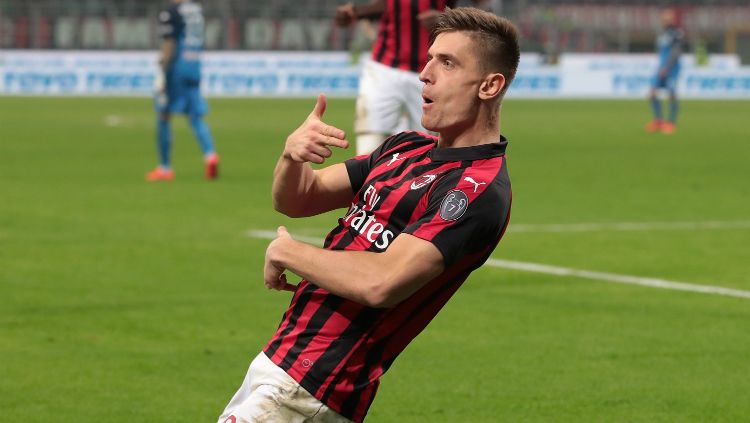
[263,131,512,422]
[371,0,453,73]
[158,1,205,81]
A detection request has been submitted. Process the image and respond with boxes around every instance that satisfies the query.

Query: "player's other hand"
[264,226,298,292]
[284,93,349,164]
[153,70,166,93]
[335,3,356,26]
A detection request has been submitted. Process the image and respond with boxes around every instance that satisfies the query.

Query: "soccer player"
[645,8,683,135]
[335,0,484,155]
[217,7,519,423]
[146,0,219,182]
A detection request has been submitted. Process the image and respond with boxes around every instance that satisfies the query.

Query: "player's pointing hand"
[284,94,350,164]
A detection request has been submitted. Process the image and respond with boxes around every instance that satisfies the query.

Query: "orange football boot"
[660,122,675,134]
[645,119,664,133]
[146,167,175,181]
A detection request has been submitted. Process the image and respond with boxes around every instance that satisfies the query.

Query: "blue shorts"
[155,75,208,116]
[651,73,678,91]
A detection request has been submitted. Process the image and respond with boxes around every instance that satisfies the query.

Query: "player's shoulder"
[366,131,436,168]
[451,158,508,184]
[382,130,437,152]
[434,151,510,201]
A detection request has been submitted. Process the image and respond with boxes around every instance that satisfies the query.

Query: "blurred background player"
[335,0,487,155]
[645,7,683,135]
[147,0,219,181]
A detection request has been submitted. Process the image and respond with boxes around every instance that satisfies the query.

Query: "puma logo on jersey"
[464,176,486,193]
[388,153,405,166]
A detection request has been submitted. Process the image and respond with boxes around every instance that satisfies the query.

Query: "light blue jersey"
[157,1,207,115]
[653,27,683,89]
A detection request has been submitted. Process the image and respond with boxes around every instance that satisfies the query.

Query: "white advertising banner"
[1,50,749,99]
[0,50,362,97]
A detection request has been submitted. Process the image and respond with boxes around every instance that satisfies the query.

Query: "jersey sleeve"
[402,167,511,266]
[158,7,179,40]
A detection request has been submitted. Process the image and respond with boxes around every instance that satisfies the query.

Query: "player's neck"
[438,108,501,149]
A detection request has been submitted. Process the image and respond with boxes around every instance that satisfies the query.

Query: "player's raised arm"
[272,94,352,217]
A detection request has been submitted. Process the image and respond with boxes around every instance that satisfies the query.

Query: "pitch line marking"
[507,220,750,233]
[246,229,323,246]
[103,114,125,127]
[244,229,750,300]
[484,259,750,300]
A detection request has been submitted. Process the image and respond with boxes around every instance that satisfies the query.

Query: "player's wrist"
[281,148,297,161]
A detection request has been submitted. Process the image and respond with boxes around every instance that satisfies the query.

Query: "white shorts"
[355,59,427,135]
[217,353,353,423]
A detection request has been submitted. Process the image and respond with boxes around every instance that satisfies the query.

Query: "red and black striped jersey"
[371,0,455,73]
[263,131,512,422]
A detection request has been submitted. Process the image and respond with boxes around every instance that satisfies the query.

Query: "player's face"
[661,10,676,27]
[419,32,487,136]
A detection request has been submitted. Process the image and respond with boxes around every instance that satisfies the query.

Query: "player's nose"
[419,60,434,84]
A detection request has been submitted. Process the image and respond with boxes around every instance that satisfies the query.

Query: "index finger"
[320,123,346,140]
[322,134,350,149]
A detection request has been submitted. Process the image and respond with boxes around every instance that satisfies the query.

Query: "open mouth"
[423,95,434,104]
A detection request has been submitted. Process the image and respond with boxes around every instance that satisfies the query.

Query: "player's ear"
[478,72,505,100]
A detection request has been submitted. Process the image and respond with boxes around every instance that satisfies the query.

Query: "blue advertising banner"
[1,51,748,98]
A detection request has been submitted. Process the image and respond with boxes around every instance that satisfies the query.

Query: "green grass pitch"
[1,96,749,422]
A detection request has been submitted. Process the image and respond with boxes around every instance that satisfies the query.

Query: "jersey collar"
[430,136,508,162]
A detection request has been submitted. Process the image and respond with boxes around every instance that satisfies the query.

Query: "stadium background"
[2,0,750,98]
[2,0,750,55]
[1,1,749,422]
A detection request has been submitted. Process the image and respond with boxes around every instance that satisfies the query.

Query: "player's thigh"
[165,88,189,114]
[220,353,351,423]
[651,74,668,90]
[665,74,679,93]
[397,69,427,132]
[277,382,354,422]
[228,383,306,423]
[186,86,209,117]
[229,381,352,423]
[355,61,404,133]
